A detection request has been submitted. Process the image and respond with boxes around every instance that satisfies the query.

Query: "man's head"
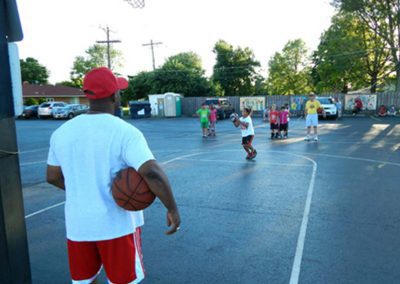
[201,103,207,109]
[309,93,316,101]
[83,67,129,113]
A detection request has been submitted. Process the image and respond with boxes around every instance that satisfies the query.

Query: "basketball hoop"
[125,0,145,8]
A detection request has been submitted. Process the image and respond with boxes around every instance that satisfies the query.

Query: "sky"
[17,0,336,84]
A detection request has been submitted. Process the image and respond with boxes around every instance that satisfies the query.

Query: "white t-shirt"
[239,116,255,137]
[47,114,155,241]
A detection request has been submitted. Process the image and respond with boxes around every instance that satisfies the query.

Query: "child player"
[279,106,290,138]
[304,93,325,141]
[208,104,218,136]
[196,103,211,138]
[269,104,279,139]
[231,108,257,160]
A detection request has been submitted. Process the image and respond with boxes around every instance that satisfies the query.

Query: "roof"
[22,83,84,98]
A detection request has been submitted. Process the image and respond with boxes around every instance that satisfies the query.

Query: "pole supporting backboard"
[0,1,31,283]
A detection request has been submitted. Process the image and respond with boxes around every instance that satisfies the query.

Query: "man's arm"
[46,165,65,190]
[139,160,181,235]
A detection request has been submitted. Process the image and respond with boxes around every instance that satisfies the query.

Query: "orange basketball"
[112,167,156,211]
[317,107,324,114]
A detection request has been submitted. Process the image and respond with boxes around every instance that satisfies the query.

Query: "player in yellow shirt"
[304,93,325,141]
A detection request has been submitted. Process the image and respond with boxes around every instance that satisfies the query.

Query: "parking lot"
[18,116,400,283]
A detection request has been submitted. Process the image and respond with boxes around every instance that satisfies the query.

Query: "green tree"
[123,71,155,105]
[212,40,260,96]
[25,98,39,106]
[333,0,400,91]
[266,39,313,95]
[20,57,49,84]
[152,52,211,97]
[313,12,392,93]
[70,44,123,88]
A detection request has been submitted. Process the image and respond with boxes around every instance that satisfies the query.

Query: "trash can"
[129,101,151,119]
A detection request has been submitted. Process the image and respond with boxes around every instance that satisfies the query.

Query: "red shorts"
[67,227,144,284]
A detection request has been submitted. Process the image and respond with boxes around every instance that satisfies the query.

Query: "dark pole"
[106,27,111,69]
[142,39,163,70]
[0,1,31,283]
[96,26,121,70]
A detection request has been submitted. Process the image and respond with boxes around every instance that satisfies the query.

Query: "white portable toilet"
[164,93,177,117]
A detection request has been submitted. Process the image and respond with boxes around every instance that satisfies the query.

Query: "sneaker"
[246,154,252,160]
[271,134,274,139]
[314,136,319,141]
[275,133,279,139]
[250,150,257,159]
[304,135,311,141]
[283,135,288,139]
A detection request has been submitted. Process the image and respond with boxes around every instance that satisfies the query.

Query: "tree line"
[21,1,400,103]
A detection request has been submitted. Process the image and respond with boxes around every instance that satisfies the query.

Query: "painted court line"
[20,160,47,166]
[23,151,206,219]
[180,157,313,167]
[23,148,318,284]
[25,201,65,219]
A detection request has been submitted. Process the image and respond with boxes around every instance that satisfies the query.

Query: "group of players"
[197,93,326,160]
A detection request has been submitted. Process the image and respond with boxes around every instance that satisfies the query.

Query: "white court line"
[294,151,400,167]
[20,160,47,166]
[23,151,206,219]
[20,147,49,154]
[25,201,65,219]
[180,157,313,167]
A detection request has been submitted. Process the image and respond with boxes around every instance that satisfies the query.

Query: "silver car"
[53,104,89,119]
[38,102,67,119]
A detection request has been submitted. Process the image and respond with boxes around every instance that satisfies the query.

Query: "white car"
[316,97,338,119]
[38,102,67,119]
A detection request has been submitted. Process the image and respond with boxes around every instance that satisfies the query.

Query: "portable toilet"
[175,95,182,116]
[164,93,177,117]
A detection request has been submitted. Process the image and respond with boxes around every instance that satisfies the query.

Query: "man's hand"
[166,209,181,235]
[139,160,181,235]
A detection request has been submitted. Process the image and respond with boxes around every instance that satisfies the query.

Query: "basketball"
[317,107,324,114]
[230,113,239,122]
[112,167,156,211]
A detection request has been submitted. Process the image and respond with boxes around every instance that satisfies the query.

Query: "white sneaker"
[314,136,319,141]
[304,135,311,141]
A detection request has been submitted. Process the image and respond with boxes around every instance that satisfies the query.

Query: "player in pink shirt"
[209,104,218,136]
[278,106,290,139]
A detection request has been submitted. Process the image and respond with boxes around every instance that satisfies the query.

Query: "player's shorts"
[68,227,144,284]
[270,123,279,130]
[200,121,209,129]
[306,114,318,127]
[242,135,254,146]
[279,123,288,131]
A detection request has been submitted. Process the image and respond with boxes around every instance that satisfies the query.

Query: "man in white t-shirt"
[233,107,257,160]
[46,67,180,284]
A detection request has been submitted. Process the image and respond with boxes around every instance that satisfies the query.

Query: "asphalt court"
[17,116,400,283]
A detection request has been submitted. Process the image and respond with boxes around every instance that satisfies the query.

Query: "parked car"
[20,105,39,119]
[38,102,67,119]
[205,98,235,119]
[52,104,89,119]
[316,97,338,119]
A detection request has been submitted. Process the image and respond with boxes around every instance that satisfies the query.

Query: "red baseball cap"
[83,67,129,100]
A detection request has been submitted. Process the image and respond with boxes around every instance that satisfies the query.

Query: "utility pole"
[0,0,31,283]
[142,40,162,70]
[96,26,121,69]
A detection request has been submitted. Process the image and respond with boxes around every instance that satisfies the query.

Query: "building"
[22,83,88,105]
